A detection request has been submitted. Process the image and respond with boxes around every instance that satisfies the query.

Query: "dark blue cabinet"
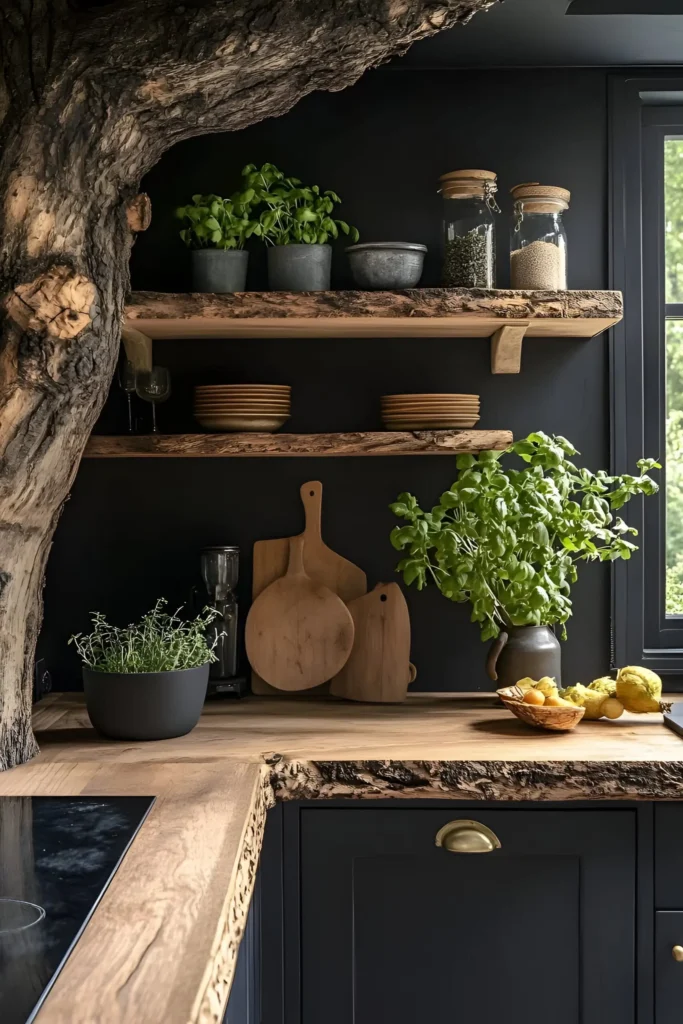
[298,807,636,1024]
[250,800,683,1024]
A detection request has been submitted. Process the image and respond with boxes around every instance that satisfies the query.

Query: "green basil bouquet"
[390,432,660,642]
[176,190,261,250]
[242,162,359,246]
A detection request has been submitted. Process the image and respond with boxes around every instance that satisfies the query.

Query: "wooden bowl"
[496,687,585,732]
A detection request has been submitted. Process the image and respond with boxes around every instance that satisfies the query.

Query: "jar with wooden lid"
[439,169,499,288]
[510,183,570,290]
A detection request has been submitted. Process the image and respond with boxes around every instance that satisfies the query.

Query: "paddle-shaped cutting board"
[246,536,355,691]
[251,481,367,694]
[330,582,416,703]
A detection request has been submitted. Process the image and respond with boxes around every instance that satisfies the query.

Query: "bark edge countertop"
[3,691,683,1024]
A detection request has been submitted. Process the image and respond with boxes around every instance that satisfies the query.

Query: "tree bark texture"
[0,0,498,770]
[83,429,514,458]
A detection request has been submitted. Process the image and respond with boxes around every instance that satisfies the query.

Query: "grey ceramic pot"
[267,244,331,291]
[485,625,561,690]
[191,249,248,293]
[83,664,210,741]
[346,242,427,290]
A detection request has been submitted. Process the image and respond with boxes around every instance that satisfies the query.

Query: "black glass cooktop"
[0,796,154,1024]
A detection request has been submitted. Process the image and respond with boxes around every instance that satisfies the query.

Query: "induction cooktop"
[0,796,154,1024]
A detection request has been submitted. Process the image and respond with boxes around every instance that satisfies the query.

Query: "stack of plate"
[381,393,480,430]
[194,385,291,432]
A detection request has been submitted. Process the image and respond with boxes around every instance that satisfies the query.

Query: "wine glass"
[119,359,137,433]
[136,366,171,434]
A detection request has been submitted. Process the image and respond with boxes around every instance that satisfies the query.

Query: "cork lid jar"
[510,182,570,291]
[439,170,499,288]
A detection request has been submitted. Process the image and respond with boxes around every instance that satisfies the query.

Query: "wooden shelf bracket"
[490,323,529,374]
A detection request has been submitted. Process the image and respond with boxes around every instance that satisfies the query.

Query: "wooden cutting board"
[245,536,355,691]
[329,582,415,703]
[251,480,367,694]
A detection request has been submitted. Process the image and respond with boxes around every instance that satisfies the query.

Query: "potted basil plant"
[390,432,660,689]
[243,162,359,291]
[70,599,220,740]
[176,191,261,292]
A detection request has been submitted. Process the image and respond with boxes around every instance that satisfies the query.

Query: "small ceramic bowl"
[496,686,585,732]
[346,242,427,290]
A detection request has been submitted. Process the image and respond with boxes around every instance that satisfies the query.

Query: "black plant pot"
[82,664,210,741]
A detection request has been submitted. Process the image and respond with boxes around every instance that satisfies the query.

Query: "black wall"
[39,67,612,691]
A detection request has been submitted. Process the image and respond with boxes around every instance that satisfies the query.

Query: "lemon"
[535,676,559,698]
[515,677,537,693]
[616,666,664,714]
[560,683,607,720]
[588,676,617,697]
[601,697,625,720]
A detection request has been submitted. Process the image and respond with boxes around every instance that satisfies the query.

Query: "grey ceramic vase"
[267,244,332,291]
[191,249,248,293]
[486,625,561,689]
[83,664,210,741]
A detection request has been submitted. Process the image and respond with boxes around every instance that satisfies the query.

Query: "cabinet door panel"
[300,808,635,1024]
[656,911,683,1024]
[655,805,683,908]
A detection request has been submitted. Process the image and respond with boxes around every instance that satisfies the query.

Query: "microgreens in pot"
[242,162,359,246]
[69,599,221,673]
[390,432,660,642]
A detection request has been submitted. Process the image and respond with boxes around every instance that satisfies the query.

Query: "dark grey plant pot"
[191,250,248,293]
[267,244,332,291]
[83,664,210,741]
[485,625,562,690]
[346,242,427,290]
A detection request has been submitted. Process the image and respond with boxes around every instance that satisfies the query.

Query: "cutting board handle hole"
[380,594,387,602]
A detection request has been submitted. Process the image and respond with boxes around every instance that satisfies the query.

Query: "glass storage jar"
[510,182,570,290]
[439,169,499,288]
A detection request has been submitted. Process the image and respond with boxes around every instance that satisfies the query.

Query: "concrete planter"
[346,242,427,290]
[267,244,331,291]
[83,663,210,740]
[191,249,248,293]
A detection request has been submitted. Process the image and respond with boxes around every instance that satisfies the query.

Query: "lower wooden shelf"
[84,429,513,458]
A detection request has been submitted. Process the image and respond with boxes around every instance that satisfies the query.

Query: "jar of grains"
[439,169,499,288]
[510,182,570,290]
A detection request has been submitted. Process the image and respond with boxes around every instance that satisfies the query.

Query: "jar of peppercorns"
[439,169,499,288]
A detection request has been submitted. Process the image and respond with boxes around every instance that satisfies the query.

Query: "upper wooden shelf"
[84,429,513,459]
[125,288,623,374]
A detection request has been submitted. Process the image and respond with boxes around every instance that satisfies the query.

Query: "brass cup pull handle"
[435,819,502,854]
[673,946,683,962]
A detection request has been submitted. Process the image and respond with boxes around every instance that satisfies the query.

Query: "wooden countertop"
[3,691,683,1024]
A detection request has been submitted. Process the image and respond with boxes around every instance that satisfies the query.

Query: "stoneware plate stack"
[381,393,480,430]
[194,384,291,432]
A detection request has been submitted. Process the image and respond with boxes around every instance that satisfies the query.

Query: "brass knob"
[673,946,683,962]
[435,819,501,854]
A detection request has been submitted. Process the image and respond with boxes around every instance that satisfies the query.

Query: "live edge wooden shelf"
[84,430,514,459]
[125,287,623,375]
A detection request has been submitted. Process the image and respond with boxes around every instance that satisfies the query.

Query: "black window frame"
[610,76,683,680]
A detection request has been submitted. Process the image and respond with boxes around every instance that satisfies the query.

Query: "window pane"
[667,319,683,615]
[665,139,683,304]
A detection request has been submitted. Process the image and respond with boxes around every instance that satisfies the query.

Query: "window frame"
[610,76,683,678]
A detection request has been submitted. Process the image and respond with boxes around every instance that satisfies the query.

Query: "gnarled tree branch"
[0,0,498,769]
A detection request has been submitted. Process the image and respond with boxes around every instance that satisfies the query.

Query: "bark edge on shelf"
[84,430,514,458]
[125,288,623,341]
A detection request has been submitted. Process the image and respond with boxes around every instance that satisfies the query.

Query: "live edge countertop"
[4,693,683,1024]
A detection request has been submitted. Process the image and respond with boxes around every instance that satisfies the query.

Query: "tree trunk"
[0,0,497,770]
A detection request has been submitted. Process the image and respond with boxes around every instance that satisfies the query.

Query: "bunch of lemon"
[517,667,670,721]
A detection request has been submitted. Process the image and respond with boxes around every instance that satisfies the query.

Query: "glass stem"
[151,401,158,434]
